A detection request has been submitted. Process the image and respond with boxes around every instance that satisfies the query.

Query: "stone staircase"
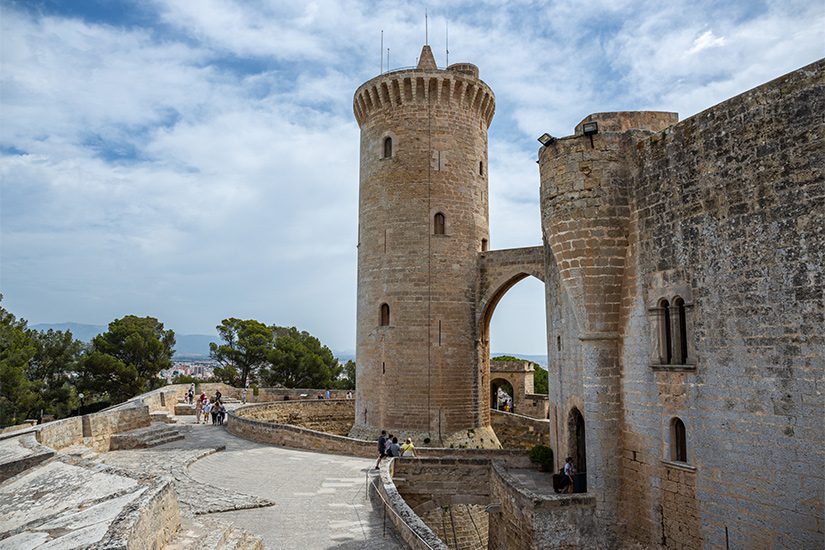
[166,516,263,550]
[109,422,185,450]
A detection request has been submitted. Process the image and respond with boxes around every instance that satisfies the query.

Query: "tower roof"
[416,45,437,70]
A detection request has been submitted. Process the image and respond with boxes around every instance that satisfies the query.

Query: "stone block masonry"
[490,410,550,450]
[352,45,499,449]
[540,59,824,548]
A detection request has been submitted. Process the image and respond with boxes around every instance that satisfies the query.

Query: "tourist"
[217,402,227,425]
[195,398,203,424]
[385,433,394,456]
[212,400,221,425]
[563,457,576,493]
[242,388,247,404]
[325,389,331,400]
[202,400,212,425]
[389,436,402,457]
[374,430,388,469]
[346,390,352,399]
[401,437,416,457]
[214,389,222,402]
[199,392,207,405]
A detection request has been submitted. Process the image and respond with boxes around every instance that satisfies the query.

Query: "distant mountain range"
[29,323,547,367]
[30,322,217,359]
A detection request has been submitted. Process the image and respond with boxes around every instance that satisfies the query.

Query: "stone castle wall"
[615,58,824,549]
[540,59,824,548]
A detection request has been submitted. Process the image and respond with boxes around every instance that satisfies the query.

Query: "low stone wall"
[227,404,376,458]
[236,399,355,435]
[36,416,84,450]
[520,394,549,420]
[491,410,550,450]
[488,461,598,549]
[375,460,448,550]
[228,402,533,464]
[96,477,181,550]
[83,404,152,452]
[197,382,351,403]
[393,459,492,550]
[0,421,36,435]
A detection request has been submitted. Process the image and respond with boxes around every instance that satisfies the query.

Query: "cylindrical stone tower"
[350,45,499,448]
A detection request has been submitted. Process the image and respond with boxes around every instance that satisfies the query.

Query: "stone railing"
[488,461,597,549]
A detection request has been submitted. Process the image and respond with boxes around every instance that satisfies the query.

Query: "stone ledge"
[660,459,697,472]
[650,364,696,372]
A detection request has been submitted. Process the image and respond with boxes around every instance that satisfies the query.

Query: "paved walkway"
[179,418,403,549]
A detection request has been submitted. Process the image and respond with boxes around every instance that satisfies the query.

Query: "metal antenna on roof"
[387,48,390,71]
[380,30,384,74]
[425,8,428,45]
[446,20,449,66]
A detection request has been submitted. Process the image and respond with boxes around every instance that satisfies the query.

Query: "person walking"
[195,398,203,424]
[374,430,388,469]
[242,388,248,404]
[389,436,402,458]
[325,389,331,400]
[202,400,212,425]
[211,400,219,425]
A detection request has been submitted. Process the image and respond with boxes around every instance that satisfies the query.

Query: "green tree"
[533,365,548,395]
[335,359,356,390]
[209,318,274,387]
[77,351,140,404]
[77,315,175,402]
[211,364,242,386]
[0,298,38,426]
[262,326,342,388]
[29,329,84,418]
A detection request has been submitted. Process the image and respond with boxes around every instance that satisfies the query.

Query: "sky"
[1,1,823,355]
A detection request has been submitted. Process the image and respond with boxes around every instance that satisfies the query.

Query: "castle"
[352,45,824,548]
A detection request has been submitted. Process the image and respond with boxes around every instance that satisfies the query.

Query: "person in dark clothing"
[374,430,388,470]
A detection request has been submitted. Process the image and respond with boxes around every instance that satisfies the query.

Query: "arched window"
[383,136,392,158]
[434,212,445,235]
[671,418,687,462]
[673,297,688,364]
[479,160,484,175]
[380,303,390,326]
[658,299,672,364]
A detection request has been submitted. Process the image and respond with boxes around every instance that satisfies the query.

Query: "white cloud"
[1,1,823,355]
[688,30,727,54]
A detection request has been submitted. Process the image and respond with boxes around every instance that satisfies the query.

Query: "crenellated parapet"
[353,64,496,129]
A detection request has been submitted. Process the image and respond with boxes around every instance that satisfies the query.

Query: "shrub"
[529,444,554,471]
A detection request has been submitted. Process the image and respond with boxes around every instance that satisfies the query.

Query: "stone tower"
[350,45,499,448]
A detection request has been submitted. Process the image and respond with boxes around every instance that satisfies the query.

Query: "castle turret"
[350,45,499,448]
[539,111,678,540]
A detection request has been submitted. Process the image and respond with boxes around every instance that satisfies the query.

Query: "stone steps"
[110,423,185,450]
[165,516,262,550]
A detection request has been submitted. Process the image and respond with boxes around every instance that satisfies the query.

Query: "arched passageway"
[567,407,586,474]
[490,378,514,411]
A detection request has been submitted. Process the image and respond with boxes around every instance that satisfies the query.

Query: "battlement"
[353,68,495,128]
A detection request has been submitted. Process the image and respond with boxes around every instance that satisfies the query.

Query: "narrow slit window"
[479,161,484,175]
[380,303,390,326]
[481,238,488,251]
[434,212,446,235]
[383,136,393,158]
[658,299,672,364]
[671,418,687,462]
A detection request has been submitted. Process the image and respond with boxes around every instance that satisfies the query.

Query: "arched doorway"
[567,407,586,473]
[490,378,514,411]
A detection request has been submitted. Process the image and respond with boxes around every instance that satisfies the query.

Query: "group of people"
[374,430,416,469]
[194,389,227,426]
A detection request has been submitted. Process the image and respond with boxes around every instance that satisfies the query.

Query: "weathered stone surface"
[540,59,825,548]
